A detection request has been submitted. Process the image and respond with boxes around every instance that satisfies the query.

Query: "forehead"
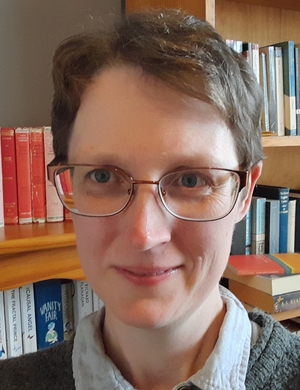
[69,66,238,171]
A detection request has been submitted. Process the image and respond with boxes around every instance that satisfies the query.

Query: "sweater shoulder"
[246,310,300,390]
[0,338,75,390]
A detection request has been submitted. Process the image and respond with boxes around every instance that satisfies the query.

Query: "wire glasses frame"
[47,160,248,222]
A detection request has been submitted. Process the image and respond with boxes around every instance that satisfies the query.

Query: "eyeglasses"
[47,162,248,222]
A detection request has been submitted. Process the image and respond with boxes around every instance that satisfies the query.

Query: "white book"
[0,291,7,360]
[287,199,296,253]
[20,284,37,354]
[275,47,285,136]
[4,288,23,357]
[73,281,94,328]
[92,289,104,312]
[43,126,64,222]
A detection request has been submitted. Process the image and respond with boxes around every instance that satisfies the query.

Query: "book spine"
[245,208,252,255]
[279,188,290,253]
[61,280,75,341]
[19,284,37,354]
[251,197,266,254]
[259,52,270,131]
[15,127,32,224]
[252,43,260,83]
[43,126,64,222]
[265,199,280,254]
[277,41,297,135]
[4,288,23,357]
[0,291,7,360]
[287,199,296,253]
[294,46,300,135]
[231,218,247,255]
[274,290,300,313]
[34,279,64,349]
[30,127,46,223]
[1,128,19,225]
[73,281,94,328]
[274,47,285,136]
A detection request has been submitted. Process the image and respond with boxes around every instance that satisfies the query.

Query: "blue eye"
[92,169,111,183]
[181,174,199,188]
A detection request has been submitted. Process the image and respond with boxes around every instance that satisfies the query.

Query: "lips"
[113,266,180,286]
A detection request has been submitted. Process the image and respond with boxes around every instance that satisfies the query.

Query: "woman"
[1,9,300,390]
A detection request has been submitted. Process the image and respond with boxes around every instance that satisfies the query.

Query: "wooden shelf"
[262,136,300,148]
[0,222,84,291]
[222,0,300,12]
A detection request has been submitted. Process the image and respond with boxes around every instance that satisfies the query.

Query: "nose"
[125,184,172,251]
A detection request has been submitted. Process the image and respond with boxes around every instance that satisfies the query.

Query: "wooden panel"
[0,245,84,291]
[125,0,207,20]
[222,0,300,12]
[0,221,76,255]
[258,147,300,190]
[262,136,300,148]
[216,1,300,46]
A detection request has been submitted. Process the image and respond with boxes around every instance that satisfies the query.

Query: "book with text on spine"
[223,267,300,296]
[229,279,300,314]
[227,253,300,276]
[20,284,37,354]
[4,288,23,357]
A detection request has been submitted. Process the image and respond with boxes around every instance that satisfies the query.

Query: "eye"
[90,169,111,183]
[181,173,204,188]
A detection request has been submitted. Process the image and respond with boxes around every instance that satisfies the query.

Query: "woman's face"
[69,66,260,329]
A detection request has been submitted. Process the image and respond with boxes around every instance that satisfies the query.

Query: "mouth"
[114,266,180,286]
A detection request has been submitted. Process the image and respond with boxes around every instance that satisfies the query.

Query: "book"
[253,185,289,253]
[1,127,19,225]
[274,46,285,136]
[73,281,94,329]
[4,288,23,357]
[265,199,280,254]
[229,279,300,314]
[259,46,277,133]
[294,45,300,135]
[224,267,300,296]
[251,196,266,254]
[227,253,300,276]
[259,52,270,132]
[289,191,300,252]
[34,279,64,349]
[231,217,247,255]
[0,291,7,360]
[43,126,64,222]
[287,199,296,253]
[15,127,32,224]
[61,280,75,341]
[30,127,46,223]
[19,283,37,354]
[274,41,297,136]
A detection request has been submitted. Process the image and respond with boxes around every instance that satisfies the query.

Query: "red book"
[30,127,46,223]
[227,253,300,276]
[1,128,18,225]
[15,127,32,224]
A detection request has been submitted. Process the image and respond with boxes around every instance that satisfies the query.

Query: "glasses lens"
[159,168,240,221]
[54,165,132,216]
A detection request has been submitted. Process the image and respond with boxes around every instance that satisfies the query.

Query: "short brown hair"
[51,9,263,169]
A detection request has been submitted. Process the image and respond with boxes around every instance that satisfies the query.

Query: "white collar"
[72,286,252,390]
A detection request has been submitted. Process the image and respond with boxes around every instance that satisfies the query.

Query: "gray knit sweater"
[0,311,299,389]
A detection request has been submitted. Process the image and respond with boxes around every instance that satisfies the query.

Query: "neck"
[102,291,225,390]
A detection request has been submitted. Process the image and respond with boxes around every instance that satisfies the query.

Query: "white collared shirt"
[72,286,257,390]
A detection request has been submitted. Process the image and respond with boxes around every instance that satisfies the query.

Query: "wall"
[0,0,121,127]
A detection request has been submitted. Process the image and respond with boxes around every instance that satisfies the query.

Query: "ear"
[235,161,263,223]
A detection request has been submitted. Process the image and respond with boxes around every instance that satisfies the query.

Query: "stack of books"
[225,253,300,315]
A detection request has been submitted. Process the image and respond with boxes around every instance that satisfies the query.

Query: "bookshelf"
[0,222,84,291]
[0,0,299,302]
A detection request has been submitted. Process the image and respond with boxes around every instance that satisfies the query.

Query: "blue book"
[254,185,290,253]
[34,279,64,350]
[265,199,280,254]
[251,196,266,254]
[274,41,296,135]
